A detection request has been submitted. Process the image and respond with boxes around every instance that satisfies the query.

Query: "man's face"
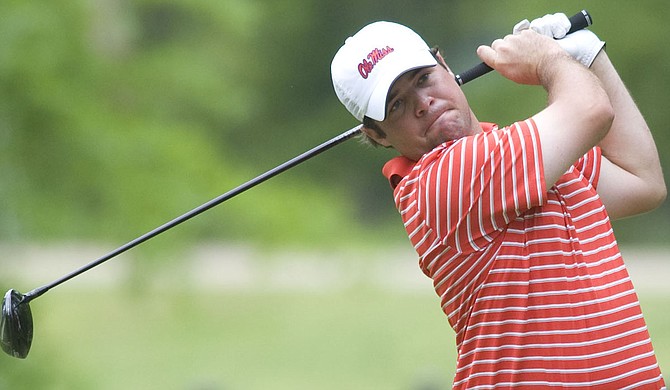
[364,54,480,161]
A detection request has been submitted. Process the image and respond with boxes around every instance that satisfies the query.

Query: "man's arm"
[512,13,666,219]
[589,51,667,219]
[477,30,614,188]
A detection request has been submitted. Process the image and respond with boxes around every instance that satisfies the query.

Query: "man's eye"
[390,99,402,112]
[418,73,430,85]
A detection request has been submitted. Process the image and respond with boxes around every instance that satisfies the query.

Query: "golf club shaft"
[22,125,362,302]
[455,10,592,85]
[21,11,586,303]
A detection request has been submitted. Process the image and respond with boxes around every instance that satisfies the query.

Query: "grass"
[1,248,668,390]
[640,296,670,374]
[1,286,456,390]
[1,286,668,390]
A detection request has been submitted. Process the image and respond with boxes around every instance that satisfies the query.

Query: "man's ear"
[361,125,391,147]
[435,51,453,75]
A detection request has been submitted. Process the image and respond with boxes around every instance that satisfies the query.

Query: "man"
[331,13,666,389]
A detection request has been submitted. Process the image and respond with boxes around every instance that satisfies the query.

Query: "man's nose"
[415,93,434,117]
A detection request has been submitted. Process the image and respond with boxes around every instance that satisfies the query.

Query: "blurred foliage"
[1,0,668,249]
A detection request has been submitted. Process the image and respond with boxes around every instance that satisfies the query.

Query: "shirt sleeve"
[573,146,602,189]
[420,119,546,253]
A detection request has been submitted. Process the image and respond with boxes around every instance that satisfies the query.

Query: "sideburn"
[359,116,389,148]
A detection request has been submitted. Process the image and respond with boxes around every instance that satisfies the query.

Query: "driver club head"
[1,289,34,359]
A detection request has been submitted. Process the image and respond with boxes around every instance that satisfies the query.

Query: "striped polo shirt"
[383,119,665,389]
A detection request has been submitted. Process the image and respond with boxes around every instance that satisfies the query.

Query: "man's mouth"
[425,109,450,137]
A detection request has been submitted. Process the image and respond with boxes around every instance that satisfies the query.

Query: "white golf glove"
[513,13,605,68]
[514,13,571,38]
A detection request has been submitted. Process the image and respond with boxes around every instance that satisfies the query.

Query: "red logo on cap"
[358,46,394,79]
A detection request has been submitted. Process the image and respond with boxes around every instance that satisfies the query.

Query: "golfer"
[331,13,666,389]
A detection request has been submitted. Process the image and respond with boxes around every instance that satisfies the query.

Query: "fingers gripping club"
[455,10,593,86]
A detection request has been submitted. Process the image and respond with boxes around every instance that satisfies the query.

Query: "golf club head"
[1,289,34,359]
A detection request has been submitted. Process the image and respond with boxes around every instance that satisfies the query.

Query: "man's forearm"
[590,51,666,215]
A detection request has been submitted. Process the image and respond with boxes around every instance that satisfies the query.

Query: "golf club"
[1,9,592,359]
[456,9,592,85]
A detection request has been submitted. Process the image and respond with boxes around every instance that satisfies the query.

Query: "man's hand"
[513,13,605,68]
[476,29,569,85]
[479,25,614,190]
[513,13,570,38]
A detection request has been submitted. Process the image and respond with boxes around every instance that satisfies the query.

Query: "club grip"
[455,9,593,86]
[567,10,592,34]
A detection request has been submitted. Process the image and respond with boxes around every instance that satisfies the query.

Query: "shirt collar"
[382,122,497,189]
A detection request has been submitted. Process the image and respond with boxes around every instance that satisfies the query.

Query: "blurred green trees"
[1,0,668,247]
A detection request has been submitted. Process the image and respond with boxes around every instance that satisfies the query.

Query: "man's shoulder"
[481,122,499,133]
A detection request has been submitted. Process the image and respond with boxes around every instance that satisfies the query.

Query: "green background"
[1,0,668,388]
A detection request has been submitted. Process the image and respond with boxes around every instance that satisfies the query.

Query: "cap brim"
[366,50,437,122]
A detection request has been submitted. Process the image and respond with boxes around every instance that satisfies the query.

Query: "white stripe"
[506,223,570,233]
[464,300,641,332]
[469,290,637,323]
[458,351,656,378]
[560,185,591,199]
[477,132,492,240]
[456,141,467,249]
[521,209,565,219]
[485,134,502,233]
[454,363,661,389]
[444,149,454,243]
[526,119,544,205]
[425,160,435,237]
[407,220,424,241]
[507,127,520,213]
[581,240,618,256]
[488,252,618,272]
[555,175,582,189]
[399,199,416,216]
[455,363,659,388]
[567,193,601,210]
[494,248,582,260]
[467,137,477,249]
[572,204,606,222]
[461,313,643,346]
[494,251,622,268]
[481,263,627,288]
[422,241,450,273]
[402,209,419,228]
[436,157,450,237]
[578,228,614,245]
[475,277,632,303]
[460,337,651,367]
[460,325,648,360]
[501,236,575,247]
[412,229,432,251]
[518,123,532,209]
[499,131,509,225]
[575,217,610,233]
[398,190,414,203]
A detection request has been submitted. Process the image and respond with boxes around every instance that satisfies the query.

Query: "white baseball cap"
[331,21,437,122]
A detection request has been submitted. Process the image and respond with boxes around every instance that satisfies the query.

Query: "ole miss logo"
[358,46,394,79]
